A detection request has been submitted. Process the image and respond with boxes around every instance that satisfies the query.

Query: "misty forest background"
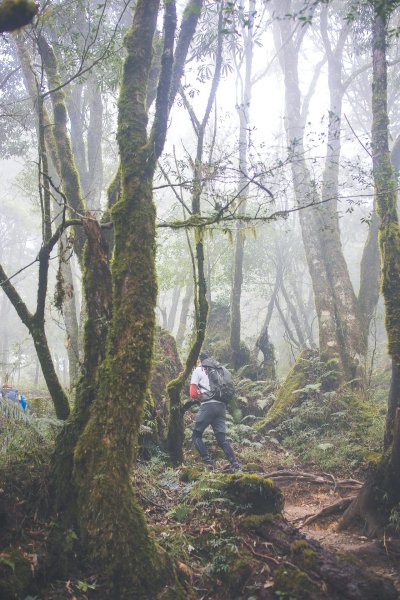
[1,0,400,599]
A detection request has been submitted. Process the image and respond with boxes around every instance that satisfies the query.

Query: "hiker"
[1,384,28,411]
[190,352,241,471]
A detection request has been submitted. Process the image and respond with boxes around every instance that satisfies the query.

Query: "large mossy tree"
[49,1,203,597]
[340,0,400,535]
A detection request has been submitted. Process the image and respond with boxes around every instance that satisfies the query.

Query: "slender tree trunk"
[86,80,104,210]
[66,84,90,196]
[16,35,82,387]
[230,0,255,370]
[256,271,279,380]
[176,281,193,347]
[280,281,306,348]
[166,3,223,464]
[37,34,87,260]
[167,283,181,332]
[60,241,80,384]
[34,357,39,386]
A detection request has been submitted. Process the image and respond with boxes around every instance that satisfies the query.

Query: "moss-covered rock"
[0,547,33,600]
[256,349,317,430]
[220,473,284,514]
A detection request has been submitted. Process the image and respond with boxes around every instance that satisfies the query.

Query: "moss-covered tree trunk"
[72,5,167,594]
[63,1,202,595]
[340,3,400,534]
[370,7,400,451]
[50,214,112,522]
[0,0,37,32]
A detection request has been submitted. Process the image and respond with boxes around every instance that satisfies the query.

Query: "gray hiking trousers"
[192,401,237,465]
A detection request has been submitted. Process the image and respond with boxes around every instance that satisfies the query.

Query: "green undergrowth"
[264,388,385,473]
[0,398,62,464]
[246,352,387,474]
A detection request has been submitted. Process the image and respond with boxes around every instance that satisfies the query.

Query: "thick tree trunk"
[51,215,112,527]
[73,4,164,589]
[385,359,400,447]
[68,2,197,595]
[341,4,400,534]
[274,0,369,389]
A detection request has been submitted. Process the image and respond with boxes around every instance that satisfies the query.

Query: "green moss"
[223,557,254,595]
[273,564,324,599]
[245,462,261,472]
[220,473,284,515]
[256,350,316,430]
[290,540,316,570]
[179,467,202,482]
[0,0,37,32]
[0,547,33,600]
[239,512,281,531]
[336,552,363,567]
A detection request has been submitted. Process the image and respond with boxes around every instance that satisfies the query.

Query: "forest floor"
[2,435,400,599]
[283,479,400,591]
[134,438,400,600]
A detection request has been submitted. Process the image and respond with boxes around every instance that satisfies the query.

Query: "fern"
[0,396,31,423]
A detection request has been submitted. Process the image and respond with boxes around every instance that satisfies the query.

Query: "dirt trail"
[280,479,400,593]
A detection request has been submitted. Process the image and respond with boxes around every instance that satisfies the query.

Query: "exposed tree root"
[264,470,363,491]
[300,496,356,526]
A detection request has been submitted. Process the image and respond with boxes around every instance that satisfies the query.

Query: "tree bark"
[176,281,193,347]
[340,3,400,534]
[63,1,202,594]
[166,3,223,464]
[230,0,255,370]
[273,0,373,390]
[167,283,181,332]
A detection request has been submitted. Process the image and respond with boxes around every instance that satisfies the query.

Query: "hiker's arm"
[190,383,200,400]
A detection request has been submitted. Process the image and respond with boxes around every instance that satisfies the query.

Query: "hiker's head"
[199,351,208,363]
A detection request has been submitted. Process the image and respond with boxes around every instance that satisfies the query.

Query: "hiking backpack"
[201,358,235,404]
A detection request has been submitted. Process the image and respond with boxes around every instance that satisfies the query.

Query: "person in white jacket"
[190,352,240,471]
